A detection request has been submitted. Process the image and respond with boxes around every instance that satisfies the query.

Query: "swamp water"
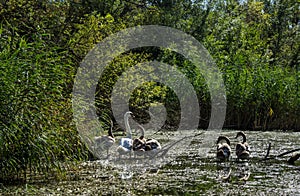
[1,130,299,195]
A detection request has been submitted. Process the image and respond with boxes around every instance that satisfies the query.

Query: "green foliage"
[0,30,87,181]
[202,0,299,130]
[0,0,299,183]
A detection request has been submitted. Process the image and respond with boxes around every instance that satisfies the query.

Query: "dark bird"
[216,136,231,160]
[132,124,147,155]
[235,131,250,160]
[132,124,161,157]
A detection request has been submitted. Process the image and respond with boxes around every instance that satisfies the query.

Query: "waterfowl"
[216,136,231,160]
[235,131,250,160]
[117,111,133,158]
[94,120,115,157]
[132,125,147,155]
[144,139,161,152]
[141,137,162,158]
[132,124,161,157]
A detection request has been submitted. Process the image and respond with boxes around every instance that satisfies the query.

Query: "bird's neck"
[242,135,246,143]
[124,114,132,138]
[139,126,145,140]
[108,127,114,138]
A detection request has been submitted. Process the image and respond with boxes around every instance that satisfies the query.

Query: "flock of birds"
[93,111,161,159]
[216,131,250,161]
[94,110,250,160]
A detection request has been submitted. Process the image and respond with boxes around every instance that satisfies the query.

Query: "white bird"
[94,120,115,157]
[117,111,134,158]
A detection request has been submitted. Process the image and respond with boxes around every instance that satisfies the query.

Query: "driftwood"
[263,143,300,163]
[287,153,300,165]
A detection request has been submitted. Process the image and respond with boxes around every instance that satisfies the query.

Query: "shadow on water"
[1,130,299,195]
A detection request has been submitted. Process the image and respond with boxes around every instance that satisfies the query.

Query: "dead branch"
[264,148,300,160]
[264,143,272,159]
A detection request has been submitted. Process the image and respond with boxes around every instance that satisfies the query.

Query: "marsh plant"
[0,0,299,182]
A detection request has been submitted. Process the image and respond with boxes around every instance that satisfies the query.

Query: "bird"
[94,120,115,158]
[235,131,250,160]
[144,139,161,151]
[132,124,147,156]
[117,111,134,158]
[143,137,162,157]
[132,124,161,157]
[216,136,231,160]
[142,139,161,159]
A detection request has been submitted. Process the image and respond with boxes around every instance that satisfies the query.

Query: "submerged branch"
[264,148,300,160]
[276,148,300,158]
[287,153,300,165]
[264,143,272,159]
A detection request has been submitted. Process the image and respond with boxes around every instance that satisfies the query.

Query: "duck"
[117,111,134,158]
[94,120,115,157]
[235,131,250,160]
[216,136,231,160]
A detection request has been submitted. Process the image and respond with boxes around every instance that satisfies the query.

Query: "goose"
[216,136,231,160]
[94,120,115,157]
[235,131,250,160]
[117,111,134,158]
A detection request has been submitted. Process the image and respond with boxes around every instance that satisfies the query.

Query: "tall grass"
[224,65,299,130]
[0,37,88,182]
[0,0,298,184]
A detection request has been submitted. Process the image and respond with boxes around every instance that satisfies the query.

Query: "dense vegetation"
[0,0,299,182]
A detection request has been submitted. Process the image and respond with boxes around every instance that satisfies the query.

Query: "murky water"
[1,131,299,195]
